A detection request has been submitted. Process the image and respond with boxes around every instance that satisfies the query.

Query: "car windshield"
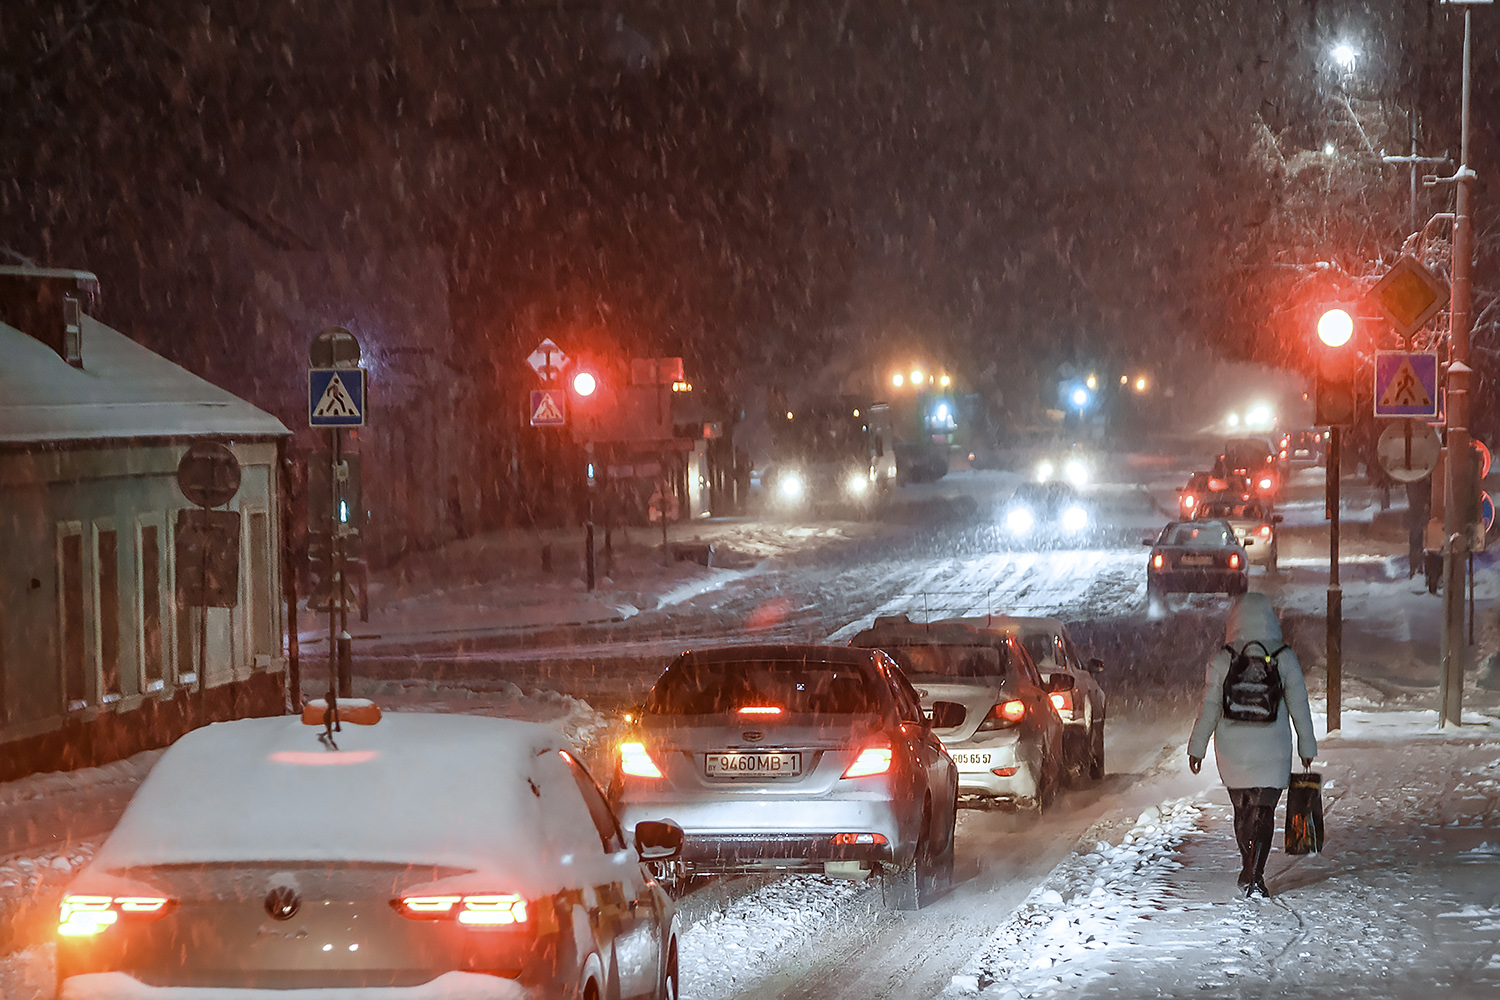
[880,643,1011,681]
[1162,523,1233,546]
[643,659,878,716]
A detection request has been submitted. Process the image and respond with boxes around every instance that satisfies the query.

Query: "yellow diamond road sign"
[1369,255,1447,338]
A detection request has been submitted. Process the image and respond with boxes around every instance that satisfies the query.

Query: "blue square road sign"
[1373,351,1438,419]
[309,368,367,427]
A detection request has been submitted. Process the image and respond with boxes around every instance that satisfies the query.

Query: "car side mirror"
[1141,538,1154,546]
[634,820,685,862]
[1273,515,1284,523]
[1087,657,1105,674]
[928,701,966,729]
[1046,674,1076,693]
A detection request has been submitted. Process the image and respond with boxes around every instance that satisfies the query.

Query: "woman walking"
[1188,593,1317,897]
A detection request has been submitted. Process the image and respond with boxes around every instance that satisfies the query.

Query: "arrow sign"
[1373,351,1439,418]
[526,339,569,382]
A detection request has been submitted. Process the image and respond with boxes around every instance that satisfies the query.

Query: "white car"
[55,709,683,1000]
[985,617,1107,781]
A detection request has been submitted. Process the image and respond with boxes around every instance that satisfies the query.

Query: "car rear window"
[1163,523,1232,546]
[1020,633,1054,666]
[644,659,878,715]
[1200,501,1266,519]
[879,643,1012,681]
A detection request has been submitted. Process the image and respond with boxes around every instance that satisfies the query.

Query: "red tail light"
[842,746,893,778]
[977,700,1027,731]
[830,832,888,846]
[736,706,783,717]
[1228,553,1242,569]
[618,741,663,779]
[396,893,529,926]
[1152,553,1164,569]
[1049,691,1075,716]
[1258,477,1273,490]
[1182,494,1196,510]
[1259,525,1272,538]
[59,895,172,936]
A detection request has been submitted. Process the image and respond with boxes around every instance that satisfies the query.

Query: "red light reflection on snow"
[746,598,791,631]
[269,750,378,765]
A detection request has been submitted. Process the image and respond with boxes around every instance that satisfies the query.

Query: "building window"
[139,523,165,691]
[59,528,87,710]
[247,511,275,663]
[96,528,122,702]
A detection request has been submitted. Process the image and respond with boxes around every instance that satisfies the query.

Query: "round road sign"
[177,441,241,508]
[309,326,361,368]
[1474,439,1492,479]
[1376,419,1441,483]
[1483,492,1494,534]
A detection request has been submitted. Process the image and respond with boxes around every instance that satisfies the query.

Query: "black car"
[1144,520,1250,601]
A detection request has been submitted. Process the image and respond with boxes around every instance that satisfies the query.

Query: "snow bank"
[943,798,1204,998]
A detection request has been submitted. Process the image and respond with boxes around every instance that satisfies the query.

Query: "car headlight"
[1006,506,1035,534]
[1036,461,1053,482]
[1064,459,1088,486]
[846,473,869,495]
[1061,505,1089,532]
[779,474,804,501]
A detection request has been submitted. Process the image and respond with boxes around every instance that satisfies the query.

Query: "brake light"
[1228,553,1241,569]
[396,893,528,926]
[58,895,171,936]
[619,741,663,779]
[978,700,1027,731]
[1050,691,1074,715]
[1207,477,1227,492]
[1259,525,1272,538]
[1259,477,1273,490]
[1152,553,1164,569]
[830,832,888,845]
[842,746,893,778]
[1279,450,1288,459]
[1182,494,1196,510]
[736,706,783,716]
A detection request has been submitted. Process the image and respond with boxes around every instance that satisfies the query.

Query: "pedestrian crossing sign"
[1373,351,1438,419]
[309,368,367,427]
[530,388,567,427]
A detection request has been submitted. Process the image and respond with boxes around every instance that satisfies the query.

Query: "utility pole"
[1432,1,1487,727]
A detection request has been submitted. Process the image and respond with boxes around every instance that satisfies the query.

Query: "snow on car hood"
[87,714,607,894]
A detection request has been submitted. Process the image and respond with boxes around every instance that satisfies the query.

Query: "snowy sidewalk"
[944,717,1500,1000]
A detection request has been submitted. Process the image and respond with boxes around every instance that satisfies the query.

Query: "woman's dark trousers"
[1229,787,1283,887]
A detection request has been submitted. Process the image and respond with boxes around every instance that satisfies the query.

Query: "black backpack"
[1221,640,1288,723]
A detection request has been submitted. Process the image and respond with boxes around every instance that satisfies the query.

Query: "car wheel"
[884,805,933,911]
[1088,720,1106,781]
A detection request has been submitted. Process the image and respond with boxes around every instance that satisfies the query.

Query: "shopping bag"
[1284,770,1324,855]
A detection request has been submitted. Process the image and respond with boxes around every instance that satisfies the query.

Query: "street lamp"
[1331,42,1358,70]
[1316,306,1356,733]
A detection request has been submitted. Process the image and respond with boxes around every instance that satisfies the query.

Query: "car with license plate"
[847,617,1066,810]
[608,645,959,909]
[55,709,682,1000]
[1144,519,1250,601]
[1000,481,1094,543]
[987,616,1106,782]
[1193,497,1282,571]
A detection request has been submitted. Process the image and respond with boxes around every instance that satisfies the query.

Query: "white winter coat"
[1188,594,1318,789]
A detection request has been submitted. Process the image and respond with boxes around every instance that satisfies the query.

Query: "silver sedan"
[608,645,959,910]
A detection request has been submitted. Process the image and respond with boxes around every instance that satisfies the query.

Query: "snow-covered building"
[0,267,292,781]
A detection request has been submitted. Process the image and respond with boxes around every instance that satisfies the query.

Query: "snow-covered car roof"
[86,714,604,894]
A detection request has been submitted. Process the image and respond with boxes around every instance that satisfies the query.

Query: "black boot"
[1248,807,1275,897]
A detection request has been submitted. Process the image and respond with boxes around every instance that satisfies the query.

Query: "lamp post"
[1318,307,1354,733]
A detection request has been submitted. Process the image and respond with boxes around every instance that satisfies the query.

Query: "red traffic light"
[571,371,597,397]
[1317,308,1353,347]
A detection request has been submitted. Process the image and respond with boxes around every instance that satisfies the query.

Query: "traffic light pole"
[1327,425,1342,734]
[1438,1,1483,728]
